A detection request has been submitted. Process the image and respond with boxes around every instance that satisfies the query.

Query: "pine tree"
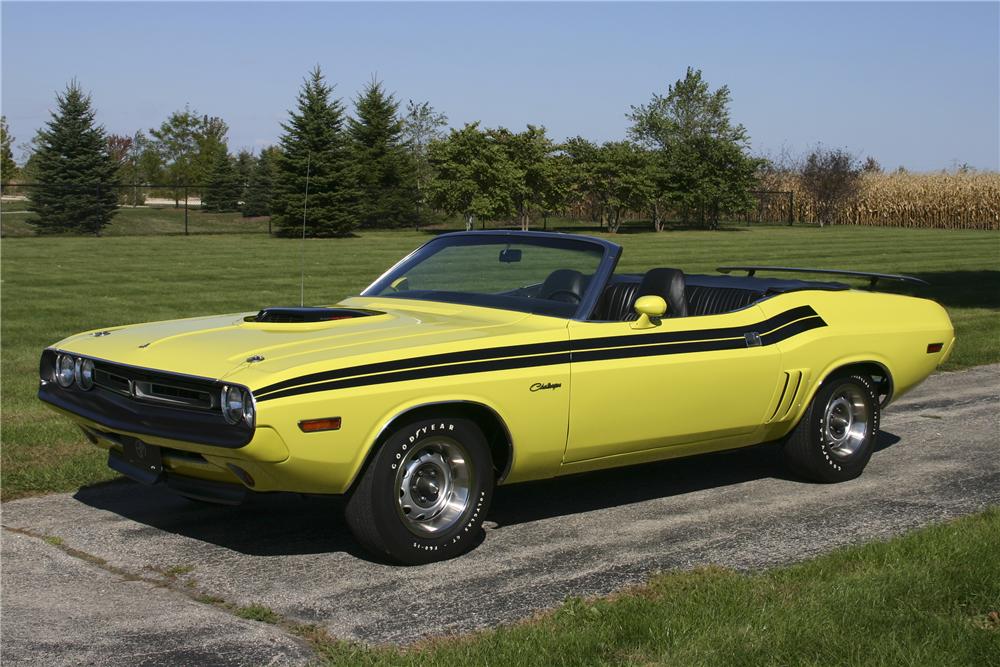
[28,81,119,234]
[272,66,358,237]
[234,149,255,203]
[349,79,418,228]
[242,146,277,217]
[202,150,240,211]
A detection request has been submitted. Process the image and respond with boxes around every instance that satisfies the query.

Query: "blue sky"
[2,1,998,171]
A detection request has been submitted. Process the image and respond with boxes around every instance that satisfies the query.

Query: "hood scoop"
[249,306,377,324]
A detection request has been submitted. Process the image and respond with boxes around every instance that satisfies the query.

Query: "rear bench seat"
[592,278,764,321]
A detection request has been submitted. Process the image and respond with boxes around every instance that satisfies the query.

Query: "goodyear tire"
[782,373,880,483]
[345,417,494,564]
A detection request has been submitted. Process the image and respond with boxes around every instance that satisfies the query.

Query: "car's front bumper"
[107,446,247,505]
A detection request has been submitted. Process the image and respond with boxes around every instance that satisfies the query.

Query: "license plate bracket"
[122,437,163,476]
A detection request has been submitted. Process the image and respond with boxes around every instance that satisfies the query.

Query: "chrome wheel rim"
[822,384,870,458]
[395,437,472,536]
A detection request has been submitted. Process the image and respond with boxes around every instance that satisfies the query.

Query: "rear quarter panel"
[757,289,954,440]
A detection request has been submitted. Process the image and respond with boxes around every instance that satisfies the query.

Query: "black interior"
[592,269,765,321]
[539,269,586,304]
[590,268,850,322]
[635,268,689,318]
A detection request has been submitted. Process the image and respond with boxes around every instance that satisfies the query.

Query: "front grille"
[92,361,220,412]
[133,380,215,410]
[94,368,131,395]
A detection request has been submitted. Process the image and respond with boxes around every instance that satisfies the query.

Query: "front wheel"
[782,373,880,483]
[345,417,494,564]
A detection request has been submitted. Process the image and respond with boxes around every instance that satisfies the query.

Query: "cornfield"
[758,171,1000,230]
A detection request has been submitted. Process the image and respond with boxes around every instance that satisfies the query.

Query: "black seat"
[593,281,640,321]
[632,268,688,319]
[539,269,585,304]
[686,285,763,316]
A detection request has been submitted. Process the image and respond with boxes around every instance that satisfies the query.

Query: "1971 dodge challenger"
[39,231,954,563]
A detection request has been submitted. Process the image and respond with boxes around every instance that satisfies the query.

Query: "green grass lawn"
[1,200,270,236]
[306,509,1000,665]
[1,226,998,500]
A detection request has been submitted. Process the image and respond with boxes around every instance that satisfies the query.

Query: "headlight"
[221,385,254,427]
[55,354,76,387]
[76,358,96,390]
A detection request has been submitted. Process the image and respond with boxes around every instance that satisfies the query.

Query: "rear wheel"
[345,417,494,564]
[783,373,880,483]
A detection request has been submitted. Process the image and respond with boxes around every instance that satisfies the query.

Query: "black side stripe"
[760,315,827,346]
[572,305,818,351]
[255,310,827,403]
[253,339,573,398]
[256,352,573,403]
[254,305,820,399]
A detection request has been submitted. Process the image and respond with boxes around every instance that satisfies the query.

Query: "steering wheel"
[544,289,581,305]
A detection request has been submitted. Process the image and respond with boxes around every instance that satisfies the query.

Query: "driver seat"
[628,268,689,319]
[539,269,585,303]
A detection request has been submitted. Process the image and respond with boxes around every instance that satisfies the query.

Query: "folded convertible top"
[716,266,929,288]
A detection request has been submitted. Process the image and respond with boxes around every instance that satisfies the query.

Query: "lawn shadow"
[880,270,1000,310]
[72,430,901,557]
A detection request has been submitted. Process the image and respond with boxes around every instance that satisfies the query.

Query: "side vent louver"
[767,370,807,423]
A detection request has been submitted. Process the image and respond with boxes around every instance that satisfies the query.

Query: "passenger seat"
[629,268,689,319]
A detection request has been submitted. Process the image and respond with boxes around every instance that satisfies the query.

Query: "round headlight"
[242,391,255,427]
[55,354,76,388]
[76,358,96,390]
[222,386,254,426]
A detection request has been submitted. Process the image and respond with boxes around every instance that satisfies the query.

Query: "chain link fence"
[3,183,804,237]
[1,183,272,237]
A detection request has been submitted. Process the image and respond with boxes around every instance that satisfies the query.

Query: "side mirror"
[389,276,410,292]
[632,295,667,329]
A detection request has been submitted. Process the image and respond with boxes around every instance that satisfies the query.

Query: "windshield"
[362,234,608,317]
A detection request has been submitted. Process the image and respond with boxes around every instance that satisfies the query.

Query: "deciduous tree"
[149,106,202,205]
[428,123,516,230]
[402,100,447,224]
[800,146,862,226]
[1,116,18,188]
[488,125,558,231]
[591,141,654,233]
[629,67,759,227]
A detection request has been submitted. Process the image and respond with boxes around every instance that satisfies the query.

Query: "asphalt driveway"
[2,364,998,665]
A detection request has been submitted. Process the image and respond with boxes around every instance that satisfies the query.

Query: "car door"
[564,305,781,463]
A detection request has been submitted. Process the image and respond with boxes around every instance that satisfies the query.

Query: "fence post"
[184,187,189,236]
[95,184,102,237]
[268,214,272,235]
[788,191,794,226]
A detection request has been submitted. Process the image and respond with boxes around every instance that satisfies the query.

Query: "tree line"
[1,66,873,235]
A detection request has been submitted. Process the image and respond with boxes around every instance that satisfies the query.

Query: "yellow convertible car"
[39,231,954,563]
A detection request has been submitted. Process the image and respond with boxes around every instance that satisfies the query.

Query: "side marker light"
[299,417,342,433]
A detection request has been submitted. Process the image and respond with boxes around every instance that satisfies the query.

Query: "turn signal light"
[298,417,342,433]
[927,343,944,353]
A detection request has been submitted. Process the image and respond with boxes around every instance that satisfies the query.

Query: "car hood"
[52,296,561,389]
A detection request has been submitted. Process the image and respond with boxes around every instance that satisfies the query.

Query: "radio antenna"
[299,153,311,307]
